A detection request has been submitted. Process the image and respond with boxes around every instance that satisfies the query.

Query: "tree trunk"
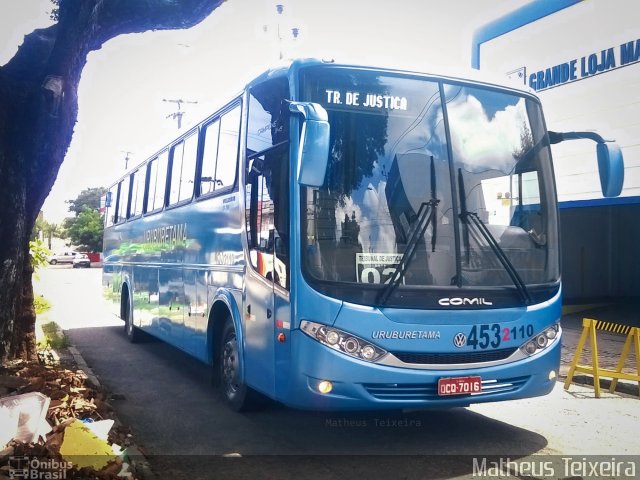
[0,0,223,363]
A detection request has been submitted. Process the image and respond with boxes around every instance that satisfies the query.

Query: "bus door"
[245,166,276,396]
[244,147,291,398]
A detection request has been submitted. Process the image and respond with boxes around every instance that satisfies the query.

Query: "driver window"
[245,145,289,289]
[245,77,290,290]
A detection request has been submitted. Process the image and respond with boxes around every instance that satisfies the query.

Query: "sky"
[0,0,529,223]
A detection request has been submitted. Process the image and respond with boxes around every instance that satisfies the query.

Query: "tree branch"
[93,0,226,49]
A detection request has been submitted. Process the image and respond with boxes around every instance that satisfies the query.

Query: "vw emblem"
[453,332,467,348]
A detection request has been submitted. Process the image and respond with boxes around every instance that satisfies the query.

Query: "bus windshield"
[299,67,559,308]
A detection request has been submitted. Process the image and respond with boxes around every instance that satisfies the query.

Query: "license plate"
[437,376,482,396]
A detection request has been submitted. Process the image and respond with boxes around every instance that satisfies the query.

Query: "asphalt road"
[34,267,640,479]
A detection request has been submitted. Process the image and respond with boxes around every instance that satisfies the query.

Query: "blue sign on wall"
[529,38,640,91]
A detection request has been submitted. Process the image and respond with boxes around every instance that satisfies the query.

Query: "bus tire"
[219,317,264,412]
[123,294,143,343]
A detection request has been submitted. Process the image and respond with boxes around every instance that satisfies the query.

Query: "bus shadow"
[66,325,549,477]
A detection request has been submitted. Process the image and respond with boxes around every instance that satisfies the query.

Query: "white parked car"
[47,251,80,265]
[72,254,91,268]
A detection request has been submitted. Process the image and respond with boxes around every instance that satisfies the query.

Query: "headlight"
[519,323,560,357]
[300,321,387,362]
[325,330,340,345]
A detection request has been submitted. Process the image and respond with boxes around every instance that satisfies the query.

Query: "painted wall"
[475,0,640,302]
[477,0,640,203]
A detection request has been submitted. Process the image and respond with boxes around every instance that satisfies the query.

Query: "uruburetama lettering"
[144,223,187,247]
[372,330,440,340]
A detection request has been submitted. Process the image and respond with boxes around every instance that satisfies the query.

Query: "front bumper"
[280,329,561,410]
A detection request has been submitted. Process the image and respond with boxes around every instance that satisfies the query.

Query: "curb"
[63,339,158,480]
[560,373,639,397]
[67,346,101,389]
[559,364,639,397]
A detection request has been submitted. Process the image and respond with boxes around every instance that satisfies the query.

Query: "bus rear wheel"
[219,317,264,412]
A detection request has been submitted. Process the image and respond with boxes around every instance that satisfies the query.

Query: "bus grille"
[390,347,518,365]
[363,376,529,401]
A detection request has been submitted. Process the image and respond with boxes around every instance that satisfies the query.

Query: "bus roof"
[108,58,538,186]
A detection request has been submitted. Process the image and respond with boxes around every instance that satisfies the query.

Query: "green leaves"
[64,207,103,252]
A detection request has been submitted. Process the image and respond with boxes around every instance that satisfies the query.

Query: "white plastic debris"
[0,392,51,444]
[0,404,19,447]
[84,419,115,440]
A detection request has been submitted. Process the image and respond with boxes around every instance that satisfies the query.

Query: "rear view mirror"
[549,131,624,197]
[596,142,624,197]
[290,102,330,187]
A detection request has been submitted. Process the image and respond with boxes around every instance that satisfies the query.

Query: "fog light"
[325,330,340,345]
[343,337,360,354]
[524,341,537,355]
[548,370,557,381]
[318,380,333,394]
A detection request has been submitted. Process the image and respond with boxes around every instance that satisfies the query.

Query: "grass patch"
[38,321,70,350]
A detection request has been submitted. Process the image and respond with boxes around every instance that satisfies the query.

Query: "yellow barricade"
[564,318,640,397]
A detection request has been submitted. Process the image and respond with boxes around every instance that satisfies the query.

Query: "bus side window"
[145,157,158,213]
[200,120,220,196]
[105,186,115,227]
[149,150,169,211]
[169,131,198,205]
[181,132,198,201]
[116,178,130,223]
[129,167,145,217]
[215,105,241,190]
[169,143,184,205]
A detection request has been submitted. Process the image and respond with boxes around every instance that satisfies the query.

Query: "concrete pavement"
[560,302,639,396]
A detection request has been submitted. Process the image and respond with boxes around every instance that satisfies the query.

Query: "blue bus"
[102,59,623,411]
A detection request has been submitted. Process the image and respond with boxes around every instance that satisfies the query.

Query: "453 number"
[467,323,534,350]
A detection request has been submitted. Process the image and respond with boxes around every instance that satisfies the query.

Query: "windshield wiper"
[377,198,439,305]
[457,169,531,305]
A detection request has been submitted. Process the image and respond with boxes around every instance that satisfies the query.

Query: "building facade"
[473,0,640,302]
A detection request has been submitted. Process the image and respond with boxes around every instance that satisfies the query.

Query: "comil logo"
[439,297,493,306]
[8,456,72,479]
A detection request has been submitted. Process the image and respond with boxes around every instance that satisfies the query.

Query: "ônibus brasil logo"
[8,456,72,479]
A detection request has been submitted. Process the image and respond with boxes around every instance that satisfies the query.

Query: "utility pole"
[163,98,198,129]
[120,151,133,170]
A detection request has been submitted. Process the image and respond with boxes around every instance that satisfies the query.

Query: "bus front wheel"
[219,317,264,412]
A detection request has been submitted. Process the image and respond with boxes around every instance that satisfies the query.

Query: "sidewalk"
[559,302,639,396]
